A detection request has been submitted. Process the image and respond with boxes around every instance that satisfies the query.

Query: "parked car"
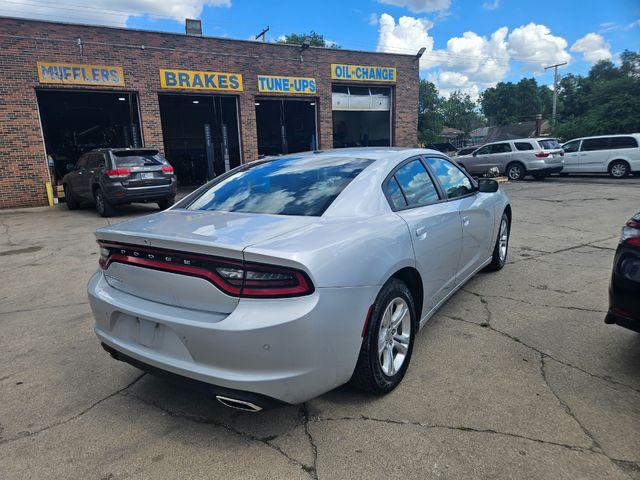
[561,134,640,178]
[604,212,640,333]
[455,146,480,157]
[88,148,512,410]
[456,138,564,180]
[63,148,177,217]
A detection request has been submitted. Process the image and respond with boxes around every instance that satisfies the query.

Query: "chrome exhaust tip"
[215,395,263,412]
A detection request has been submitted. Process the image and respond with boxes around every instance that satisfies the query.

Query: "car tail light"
[97,242,314,298]
[161,165,174,174]
[105,168,131,178]
[621,216,640,247]
[535,152,550,158]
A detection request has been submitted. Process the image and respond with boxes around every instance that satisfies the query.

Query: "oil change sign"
[257,75,316,94]
[160,69,243,91]
[331,64,396,82]
[37,62,125,86]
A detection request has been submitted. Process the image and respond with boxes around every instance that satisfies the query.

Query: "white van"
[561,134,640,178]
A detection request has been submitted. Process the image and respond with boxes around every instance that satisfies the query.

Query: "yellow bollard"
[45,181,54,207]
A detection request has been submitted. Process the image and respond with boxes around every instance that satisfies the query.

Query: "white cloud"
[571,33,612,63]
[625,19,640,31]
[368,13,379,26]
[376,13,436,68]
[0,0,231,27]
[429,71,480,99]
[507,23,571,72]
[377,0,451,13]
[482,0,500,10]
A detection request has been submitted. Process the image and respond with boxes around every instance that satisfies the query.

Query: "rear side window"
[392,159,440,207]
[610,137,638,149]
[187,156,373,216]
[514,142,534,151]
[538,139,561,150]
[113,150,166,167]
[425,157,474,199]
[386,177,407,209]
[582,138,609,151]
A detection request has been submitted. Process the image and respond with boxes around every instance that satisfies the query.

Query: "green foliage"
[479,78,552,126]
[277,31,339,48]
[554,50,640,141]
[417,80,485,144]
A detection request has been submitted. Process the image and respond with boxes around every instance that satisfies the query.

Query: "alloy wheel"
[377,297,411,376]
[611,163,627,178]
[507,165,522,180]
[499,217,509,262]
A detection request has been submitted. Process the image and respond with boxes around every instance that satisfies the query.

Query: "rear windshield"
[186,156,374,216]
[538,139,561,150]
[113,150,166,167]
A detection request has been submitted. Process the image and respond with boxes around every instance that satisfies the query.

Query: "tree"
[418,80,443,145]
[440,91,485,135]
[554,50,640,140]
[480,78,552,126]
[278,31,339,48]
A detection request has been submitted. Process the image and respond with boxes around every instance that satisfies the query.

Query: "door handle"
[462,216,470,226]
[415,226,427,238]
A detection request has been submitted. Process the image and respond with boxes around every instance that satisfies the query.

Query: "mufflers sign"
[37,62,125,86]
[331,64,396,82]
[257,75,317,94]
[160,69,243,91]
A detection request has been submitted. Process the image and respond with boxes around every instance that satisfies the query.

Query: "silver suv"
[457,138,564,180]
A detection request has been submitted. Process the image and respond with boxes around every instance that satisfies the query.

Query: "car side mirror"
[66,163,75,172]
[472,152,477,156]
[477,178,499,193]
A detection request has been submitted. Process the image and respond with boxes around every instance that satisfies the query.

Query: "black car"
[605,212,640,333]
[62,148,177,217]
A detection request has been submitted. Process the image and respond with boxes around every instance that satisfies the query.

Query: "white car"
[561,134,640,177]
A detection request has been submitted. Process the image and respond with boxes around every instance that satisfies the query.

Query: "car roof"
[264,147,446,163]
[564,133,640,142]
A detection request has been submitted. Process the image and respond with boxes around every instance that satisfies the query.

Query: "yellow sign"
[331,64,396,82]
[37,62,125,86]
[257,75,316,94]
[160,69,243,91]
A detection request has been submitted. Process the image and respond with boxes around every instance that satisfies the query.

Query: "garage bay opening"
[255,99,317,156]
[158,94,241,187]
[36,90,142,185]
[332,86,391,148]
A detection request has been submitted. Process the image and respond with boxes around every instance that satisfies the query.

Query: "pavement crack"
[124,392,315,478]
[300,403,319,479]
[0,373,146,446]
[316,415,593,454]
[443,313,640,394]
[539,355,603,452]
[461,288,606,314]
[510,236,619,264]
[0,301,89,316]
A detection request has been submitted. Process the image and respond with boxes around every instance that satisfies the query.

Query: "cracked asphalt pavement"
[1,176,639,479]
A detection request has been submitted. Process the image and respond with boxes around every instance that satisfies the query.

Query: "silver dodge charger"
[88,148,511,411]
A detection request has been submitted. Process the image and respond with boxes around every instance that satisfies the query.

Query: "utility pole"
[544,62,567,126]
[255,26,269,42]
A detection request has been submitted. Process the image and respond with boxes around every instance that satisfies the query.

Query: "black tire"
[158,196,175,210]
[350,278,416,394]
[485,211,510,271]
[64,184,79,210]
[94,188,115,217]
[505,162,526,181]
[608,160,629,178]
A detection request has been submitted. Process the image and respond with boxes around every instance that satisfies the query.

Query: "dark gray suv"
[62,148,177,217]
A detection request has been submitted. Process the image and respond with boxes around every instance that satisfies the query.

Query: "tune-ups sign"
[257,75,317,94]
[331,64,396,82]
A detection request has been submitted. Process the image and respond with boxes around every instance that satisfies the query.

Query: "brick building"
[0,17,419,209]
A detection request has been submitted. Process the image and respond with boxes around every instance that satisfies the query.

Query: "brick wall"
[0,17,418,209]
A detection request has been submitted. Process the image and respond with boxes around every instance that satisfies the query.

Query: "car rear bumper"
[526,164,563,174]
[605,246,640,333]
[103,181,177,205]
[88,271,378,405]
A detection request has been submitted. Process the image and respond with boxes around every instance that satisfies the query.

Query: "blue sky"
[3,0,639,97]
